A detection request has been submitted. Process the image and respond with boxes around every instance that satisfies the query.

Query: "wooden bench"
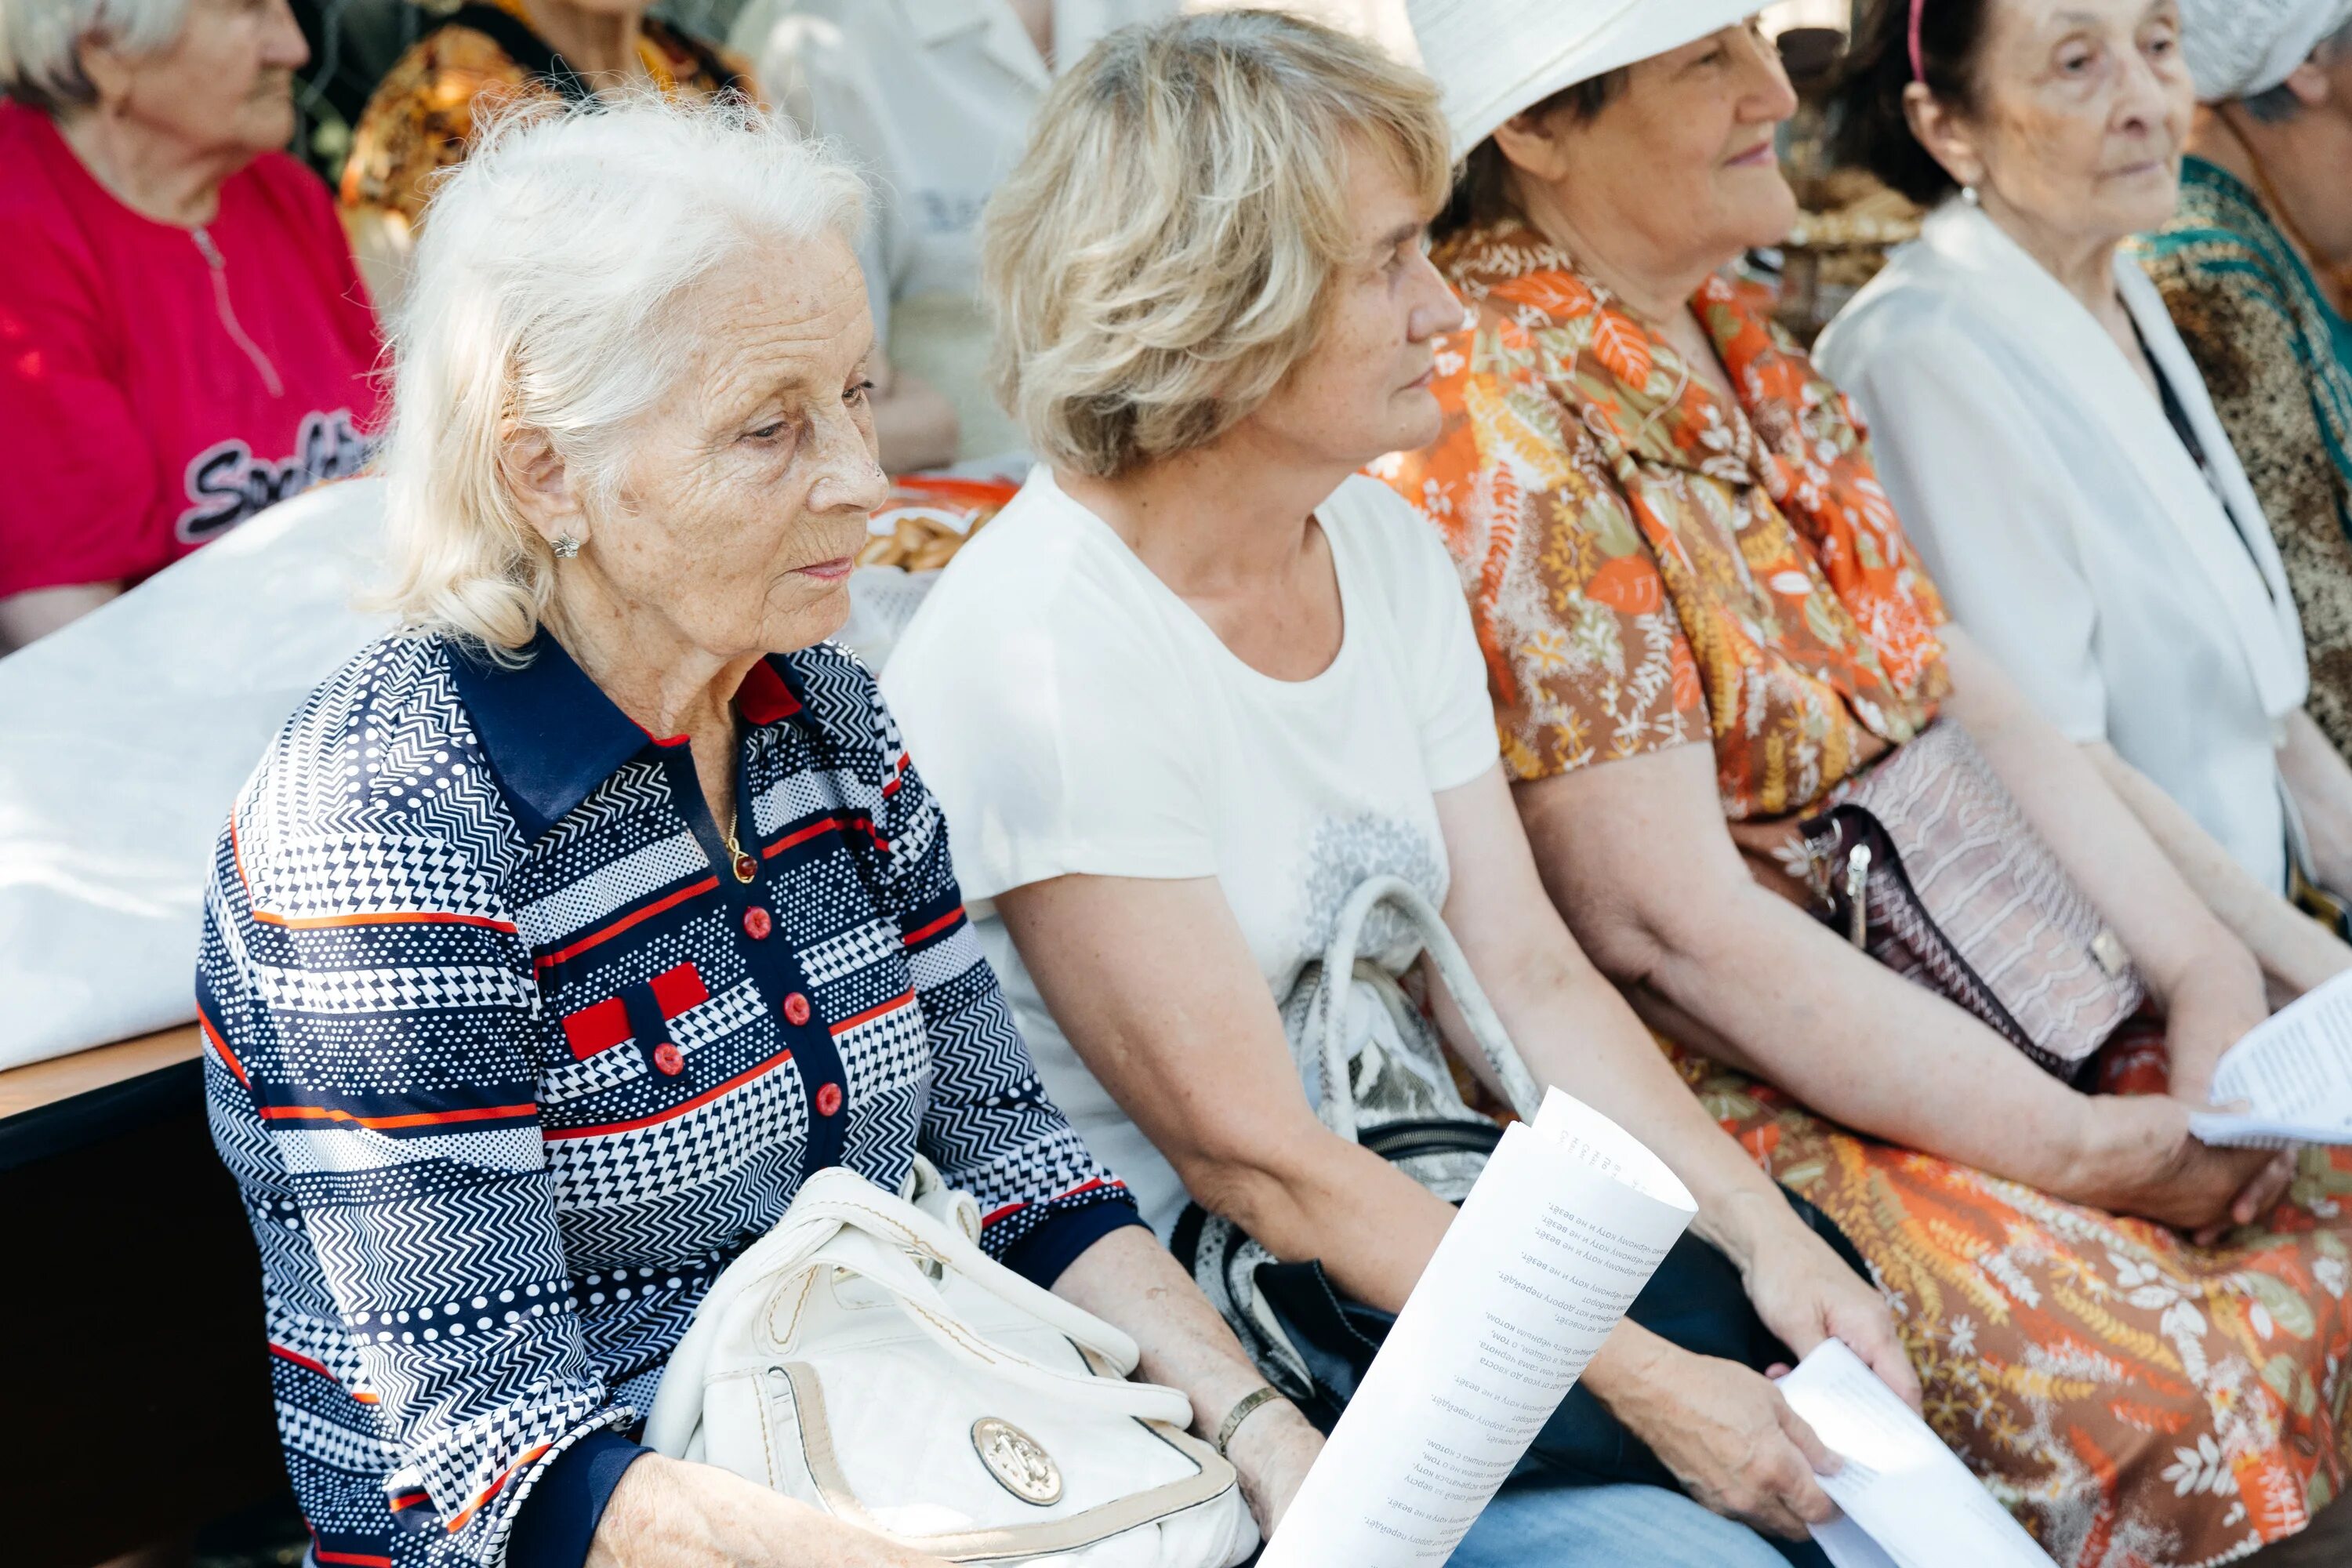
[0,1025,286,1566]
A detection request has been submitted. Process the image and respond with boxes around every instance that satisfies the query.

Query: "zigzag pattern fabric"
[198,631,1136,1568]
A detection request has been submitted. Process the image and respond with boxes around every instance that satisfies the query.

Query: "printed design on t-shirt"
[1296,811,1447,978]
[175,408,372,544]
[1286,811,1457,1123]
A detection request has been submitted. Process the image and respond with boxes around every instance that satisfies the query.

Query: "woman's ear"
[1902,79,1987,193]
[502,426,588,550]
[2284,56,2333,111]
[1490,105,1578,187]
[74,36,134,108]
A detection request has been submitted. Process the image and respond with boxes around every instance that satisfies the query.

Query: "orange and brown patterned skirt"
[1674,1031,2352,1567]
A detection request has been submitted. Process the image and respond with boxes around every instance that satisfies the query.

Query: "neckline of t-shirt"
[1031,467,1362,696]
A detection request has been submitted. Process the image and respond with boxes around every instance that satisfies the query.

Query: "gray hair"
[371,93,869,655]
[2,0,190,109]
[2245,20,2352,119]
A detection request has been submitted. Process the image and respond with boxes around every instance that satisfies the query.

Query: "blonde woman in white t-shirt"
[882,14,1922,1564]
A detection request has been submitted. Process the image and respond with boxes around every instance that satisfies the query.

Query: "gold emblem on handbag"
[1799,723,2145,1076]
[971,1417,1063,1506]
[643,1160,1258,1566]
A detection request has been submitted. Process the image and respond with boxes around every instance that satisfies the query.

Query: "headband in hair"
[1908,0,1927,82]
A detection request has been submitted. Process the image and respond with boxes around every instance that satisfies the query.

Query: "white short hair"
[2,0,189,109]
[372,94,869,655]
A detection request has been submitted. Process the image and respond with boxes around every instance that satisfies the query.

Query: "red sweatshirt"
[0,100,383,597]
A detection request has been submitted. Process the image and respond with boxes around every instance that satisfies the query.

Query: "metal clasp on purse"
[1842,840,1872,949]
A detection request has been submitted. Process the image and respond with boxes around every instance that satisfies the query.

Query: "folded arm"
[1429,767,1915,1399]
[1512,735,2274,1229]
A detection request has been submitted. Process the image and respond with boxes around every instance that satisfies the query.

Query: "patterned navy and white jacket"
[196,630,1140,1568]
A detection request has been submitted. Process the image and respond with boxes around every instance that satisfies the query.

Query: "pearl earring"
[552,533,582,559]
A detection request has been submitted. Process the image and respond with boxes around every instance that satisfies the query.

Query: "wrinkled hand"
[1225,1403,1323,1541]
[2155,1000,2298,1243]
[2086,1094,2290,1236]
[1610,1343,1838,1541]
[1741,1218,1922,1413]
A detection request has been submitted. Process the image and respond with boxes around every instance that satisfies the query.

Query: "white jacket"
[1817,198,2308,891]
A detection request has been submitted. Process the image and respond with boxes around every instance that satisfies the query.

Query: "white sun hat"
[1406,0,1769,157]
[2176,0,2352,101]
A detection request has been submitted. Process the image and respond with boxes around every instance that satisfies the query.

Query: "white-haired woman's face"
[1927,0,2193,243]
[551,234,889,661]
[77,0,307,157]
[1240,143,1461,471]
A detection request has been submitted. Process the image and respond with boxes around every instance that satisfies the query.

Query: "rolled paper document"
[1258,1087,1698,1566]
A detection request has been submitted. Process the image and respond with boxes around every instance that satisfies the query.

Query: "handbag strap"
[1312,875,1544,1141]
[644,1167,1185,1454]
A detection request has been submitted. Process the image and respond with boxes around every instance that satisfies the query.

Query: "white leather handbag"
[643,1161,1260,1566]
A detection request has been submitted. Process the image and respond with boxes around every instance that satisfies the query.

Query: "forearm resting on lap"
[586,1454,948,1568]
[1514,744,2126,1198]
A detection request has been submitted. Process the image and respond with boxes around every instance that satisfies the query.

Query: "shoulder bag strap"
[430,4,593,101]
[1316,875,1545,1140]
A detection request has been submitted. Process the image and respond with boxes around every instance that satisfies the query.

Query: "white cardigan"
[1816,200,2309,891]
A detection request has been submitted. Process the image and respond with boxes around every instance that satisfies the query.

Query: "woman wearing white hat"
[2144,0,2352,771]
[1388,0,2352,1559]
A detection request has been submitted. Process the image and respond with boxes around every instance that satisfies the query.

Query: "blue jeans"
[1447,1477,1805,1568]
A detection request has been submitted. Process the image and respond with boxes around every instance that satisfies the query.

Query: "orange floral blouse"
[1377,220,1950,821]
[339,2,753,230]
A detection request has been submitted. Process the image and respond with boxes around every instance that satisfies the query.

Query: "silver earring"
[552,533,582,559]
[1961,184,1981,206]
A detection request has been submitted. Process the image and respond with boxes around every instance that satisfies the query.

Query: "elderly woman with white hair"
[2143,0,2352,768]
[887,13,1922,1564]
[0,0,379,652]
[195,96,1319,1568]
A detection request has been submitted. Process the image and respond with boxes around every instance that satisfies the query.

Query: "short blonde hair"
[982,9,1450,479]
[372,94,866,655]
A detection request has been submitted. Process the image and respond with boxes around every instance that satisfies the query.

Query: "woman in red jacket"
[0,0,383,651]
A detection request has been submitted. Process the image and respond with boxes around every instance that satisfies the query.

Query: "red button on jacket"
[782,992,812,1026]
[742,906,772,940]
[814,1082,844,1116]
[652,1043,684,1076]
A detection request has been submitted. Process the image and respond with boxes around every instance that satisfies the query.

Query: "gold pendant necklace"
[722,805,755,884]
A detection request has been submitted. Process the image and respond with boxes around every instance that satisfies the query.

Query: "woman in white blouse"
[1818,0,2352,967]
[886,13,1922,1562]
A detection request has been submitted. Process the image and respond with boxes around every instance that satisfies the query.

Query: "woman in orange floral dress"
[1387,1,2352,1562]
[338,0,750,306]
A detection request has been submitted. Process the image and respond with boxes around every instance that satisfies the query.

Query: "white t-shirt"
[881,469,1501,1233]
